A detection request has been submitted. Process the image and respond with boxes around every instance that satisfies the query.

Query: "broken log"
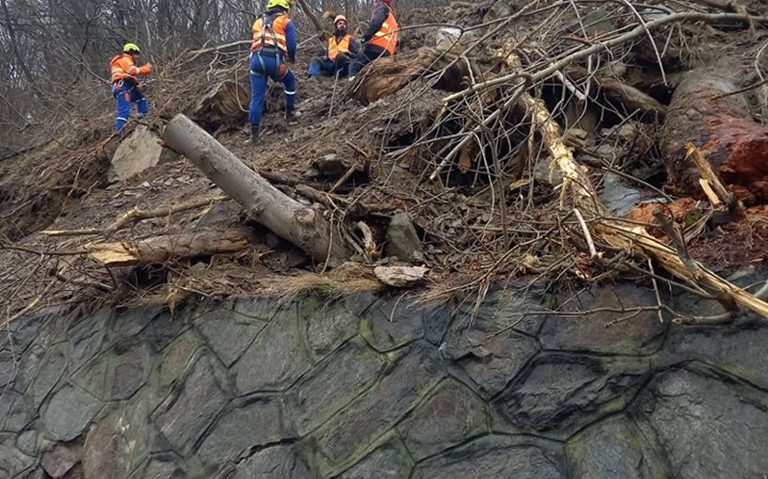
[661,64,768,203]
[501,50,768,319]
[87,227,255,267]
[161,114,352,265]
[351,47,471,105]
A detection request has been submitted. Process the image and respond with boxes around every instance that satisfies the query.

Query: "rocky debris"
[385,212,425,264]
[373,265,429,287]
[108,125,167,183]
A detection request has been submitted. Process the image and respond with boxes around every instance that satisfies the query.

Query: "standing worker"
[307,15,360,79]
[110,43,153,134]
[348,0,399,80]
[247,0,298,145]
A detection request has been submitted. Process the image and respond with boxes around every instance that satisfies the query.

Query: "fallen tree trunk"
[161,114,352,265]
[661,63,768,203]
[88,227,255,267]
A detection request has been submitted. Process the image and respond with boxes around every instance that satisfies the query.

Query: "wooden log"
[88,228,255,267]
[499,48,768,319]
[161,114,352,265]
[660,65,768,203]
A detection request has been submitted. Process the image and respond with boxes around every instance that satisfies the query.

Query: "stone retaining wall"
[2,283,768,478]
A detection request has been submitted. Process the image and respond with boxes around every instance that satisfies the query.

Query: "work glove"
[139,63,153,75]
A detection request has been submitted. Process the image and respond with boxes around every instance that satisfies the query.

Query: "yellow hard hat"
[123,43,141,54]
[267,0,290,11]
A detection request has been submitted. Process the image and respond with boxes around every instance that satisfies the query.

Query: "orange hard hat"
[334,15,348,25]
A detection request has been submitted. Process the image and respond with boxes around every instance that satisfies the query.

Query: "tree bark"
[661,64,768,203]
[88,227,256,267]
[161,114,352,265]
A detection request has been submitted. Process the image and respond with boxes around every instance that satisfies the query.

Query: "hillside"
[3,0,768,322]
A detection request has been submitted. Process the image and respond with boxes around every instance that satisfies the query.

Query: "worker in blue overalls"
[246,0,299,145]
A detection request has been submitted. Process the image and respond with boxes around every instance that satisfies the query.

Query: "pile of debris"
[3,0,768,322]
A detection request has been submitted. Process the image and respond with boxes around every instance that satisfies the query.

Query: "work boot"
[243,125,260,145]
[285,106,300,126]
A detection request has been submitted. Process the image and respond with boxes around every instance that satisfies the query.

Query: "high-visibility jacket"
[328,34,353,61]
[251,12,290,55]
[368,4,398,55]
[110,54,151,83]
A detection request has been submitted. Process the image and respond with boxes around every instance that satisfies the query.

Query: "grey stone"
[70,355,108,401]
[457,287,547,338]
[302,295,371,360]
[360,299,424,352]
[412,435,564,479]
[398,380,488,460]
[539,283,666,355]
[157,331,202,395]
[197,395,288,466]
[0,389,30,432]
[442,326,538,398]
[422,304,455,345]
[155,355,229,454]
[337,438,413,479]
[2,313,45,353]
[568,415,663,478]
[287,338,386,435]
[28,342,68,409]
[67,310,109,369]
[311,344,442,472]
[0,350,18,389]
[386,212,425,263]
[633,368,768,479]
[142,457,186,479]
[666,323,768,389]
[83,402,152,479]
[109,125,164,182]
[107,342,150,400]
[16,430,38,456]
[233,299,285,320]
[493,355,647,437]
[232,310,313,394]
[42,386,100,441]
[143,312,187,352]
[195,309,266,366]
[600,172,642,216]
[41,442,82,478]
[106,308,161,346]
[0,435,34,477]
[232,445,315,479]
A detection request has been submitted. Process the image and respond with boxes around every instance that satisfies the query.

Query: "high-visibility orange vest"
[110,54,150,82]
[251,12,290,54]
[368,4,398,55]
[328,34,352,61]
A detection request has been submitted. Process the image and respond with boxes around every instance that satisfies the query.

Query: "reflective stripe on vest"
[251,13,289,54]
[328,34,352,61]
[369,4,398,55]
[110,54,140,82]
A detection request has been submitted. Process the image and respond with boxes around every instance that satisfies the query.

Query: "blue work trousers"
[112,80,148,133]
[308,54,351,78]
[249,49,297,128]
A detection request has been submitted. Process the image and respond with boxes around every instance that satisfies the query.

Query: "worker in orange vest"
[246,0,298,145]
[307,15,360,79]
[110,43,153,133]
[348,0,399,80]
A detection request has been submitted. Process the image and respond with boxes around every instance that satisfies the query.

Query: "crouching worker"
[247,0,299,145]
[348,0,399,80]
[110,43,153,134]
[307,15,360,79]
